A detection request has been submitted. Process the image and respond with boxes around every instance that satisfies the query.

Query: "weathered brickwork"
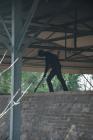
[20,91,93,140]
[0,91,93,140]
[0,95,10,140]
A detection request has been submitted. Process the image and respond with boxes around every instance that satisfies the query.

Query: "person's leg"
[46,70,55,92]
[56,69,68,91]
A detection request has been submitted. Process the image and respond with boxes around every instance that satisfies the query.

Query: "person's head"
[38,50,45,57]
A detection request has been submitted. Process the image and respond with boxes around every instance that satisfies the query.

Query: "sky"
[78,74,93,91]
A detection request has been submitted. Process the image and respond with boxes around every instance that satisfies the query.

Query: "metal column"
[65,31,67,59]
[73,8,78,48]
[10,0,22,140]
[10,0,40,139]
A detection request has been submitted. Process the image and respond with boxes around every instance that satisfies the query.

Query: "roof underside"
[0,0,93,73]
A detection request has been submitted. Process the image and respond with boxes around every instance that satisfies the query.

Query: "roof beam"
[29,44,93,52]
[17,0,40,50]
[28,22,93,35]
[0,16,12,45]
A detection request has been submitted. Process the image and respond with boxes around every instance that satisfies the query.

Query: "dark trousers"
[46,67,68,92]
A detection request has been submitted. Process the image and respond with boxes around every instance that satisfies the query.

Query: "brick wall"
[0,91,93,140]
[0,95,10,140]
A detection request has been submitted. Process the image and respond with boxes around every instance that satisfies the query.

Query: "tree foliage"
[0,71,11,94]
[22,72,81,93]
[64,74,80,91]
[0,71,81,94]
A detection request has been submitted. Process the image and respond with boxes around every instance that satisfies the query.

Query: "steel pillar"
[10,0,22,140]
[9,0,40,139]
[65,31,67,59]
[73,8,77,48]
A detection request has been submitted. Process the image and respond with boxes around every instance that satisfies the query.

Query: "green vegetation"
[0,71,81,94]
[0,71,11,94]
[64,74,80,91]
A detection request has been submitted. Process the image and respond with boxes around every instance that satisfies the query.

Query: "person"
[38,50,68,92]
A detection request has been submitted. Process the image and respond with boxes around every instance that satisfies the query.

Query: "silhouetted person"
[38,50,68,92]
